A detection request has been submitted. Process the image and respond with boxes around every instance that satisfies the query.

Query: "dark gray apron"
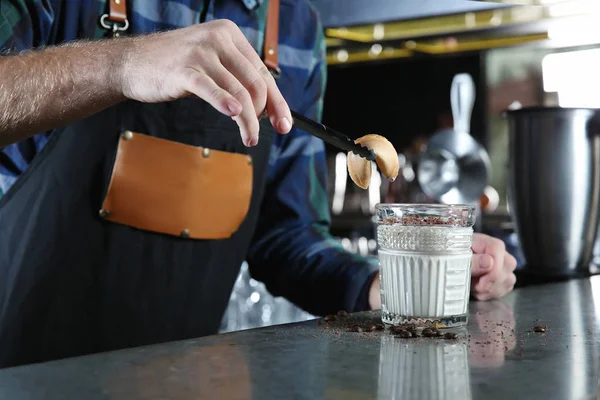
[0,96,274,368]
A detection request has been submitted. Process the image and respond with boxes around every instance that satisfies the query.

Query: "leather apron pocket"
[99,131,253,240]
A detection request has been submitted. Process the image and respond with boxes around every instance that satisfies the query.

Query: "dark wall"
[321,52,487,154]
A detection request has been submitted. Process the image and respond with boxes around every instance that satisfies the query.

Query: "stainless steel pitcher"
[506,107,600,277]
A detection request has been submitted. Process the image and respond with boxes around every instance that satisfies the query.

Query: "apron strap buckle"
[100,0,129,38]
[100,14,130,38]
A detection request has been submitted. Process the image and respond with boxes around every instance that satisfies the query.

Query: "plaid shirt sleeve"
[247,19,379,316]
[0,0,53,51]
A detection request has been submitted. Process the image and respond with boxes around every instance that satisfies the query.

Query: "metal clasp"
[100,14,130,38]
[269,67,281,79]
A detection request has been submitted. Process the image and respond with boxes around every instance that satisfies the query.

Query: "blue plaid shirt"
[0,0,378,314]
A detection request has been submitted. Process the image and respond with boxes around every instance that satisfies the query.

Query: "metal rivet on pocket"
[248,156,253,165]
[268,48,275,55]
[180,229,190,238]
[99,209,111,218]
[203,148,210,158]
[122,130,133,140]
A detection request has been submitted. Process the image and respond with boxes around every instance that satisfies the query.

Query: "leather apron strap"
[99,0,280,76]
[263,0,281,78]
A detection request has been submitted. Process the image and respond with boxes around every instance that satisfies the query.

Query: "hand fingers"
[472,232,506,255]
[477,253,516,293]
[484,273,516,301]
[230,28,292,134]
[471,253,494,278]
[470,233,517,300]
[471,233,487,254]
[208,64,261,147]
[505,253,518,272]
[262,68,293,134]
[473,272,516,301]
[496,273,517,297]
[183,69,243,118]
[474,263,501,298]
[219,45,267,118]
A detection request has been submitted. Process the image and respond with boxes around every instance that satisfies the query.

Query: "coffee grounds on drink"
[382,214,468,226]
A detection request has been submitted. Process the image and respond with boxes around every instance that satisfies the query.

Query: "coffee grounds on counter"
[390,325,407,334]
[317,311,463,340]
[398,330,413,338]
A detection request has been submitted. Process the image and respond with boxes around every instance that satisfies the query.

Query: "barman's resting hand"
[0,19,292,147]
[469,233,517,301]
[368,233,518,309]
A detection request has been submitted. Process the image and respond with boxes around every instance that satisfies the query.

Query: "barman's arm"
[246,20,380,316]
[0,41,125,146]
[0,20,293,147]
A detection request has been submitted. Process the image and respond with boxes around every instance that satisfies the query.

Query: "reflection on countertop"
[1,277,600,399]
[378,334,471,399]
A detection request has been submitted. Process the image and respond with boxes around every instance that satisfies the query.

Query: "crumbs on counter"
[318,312,461,341]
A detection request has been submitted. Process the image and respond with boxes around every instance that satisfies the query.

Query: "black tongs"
[291,111,376,161]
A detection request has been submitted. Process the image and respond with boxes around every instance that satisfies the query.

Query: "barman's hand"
[367,233,517,310]
[0,19,292,148]
[121,20,293,146]
[470,233,517,301]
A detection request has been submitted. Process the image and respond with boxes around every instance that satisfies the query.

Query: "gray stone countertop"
[1,277,600,399]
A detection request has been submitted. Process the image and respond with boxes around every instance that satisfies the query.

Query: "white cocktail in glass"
[374,204,475,328]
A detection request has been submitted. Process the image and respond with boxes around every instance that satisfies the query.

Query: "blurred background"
[220,0,600,333]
